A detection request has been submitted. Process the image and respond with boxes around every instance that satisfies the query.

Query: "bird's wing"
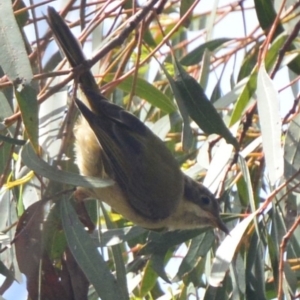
[47,8,184,220]
[75,96,184,220]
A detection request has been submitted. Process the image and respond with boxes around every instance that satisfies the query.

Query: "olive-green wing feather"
[75,94,184,220]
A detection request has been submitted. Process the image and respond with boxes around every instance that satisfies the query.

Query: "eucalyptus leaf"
[209,213,256,287]
[104,73,176,113]
[284,113,300,193]
[91,226,146,247]
[256,63,283,185]
[175,230,214,280]
[162,63,194,151]
[21,142,114,189]
[14,84,39,152]
[180,38,231,66]
[60,196,126,300]
[173,59,238,149]
[0,2,32,83]
[230,33,291,126]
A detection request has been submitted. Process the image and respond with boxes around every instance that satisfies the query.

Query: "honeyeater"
[47,7,228,233]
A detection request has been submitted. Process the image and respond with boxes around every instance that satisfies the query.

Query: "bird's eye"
[201,196,211,205]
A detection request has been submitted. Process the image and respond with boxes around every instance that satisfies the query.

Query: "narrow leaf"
[256,63,283,185]
[173,59,238,149]
[284,113,300,192]
[140,260,159,296]
[254,0,284,38]
[91,226,146,247]
[14,85,39,152]
[21,142,114,189]
[100,203,128,299]
[0,134,26,146]
[104,73,176,113]
[139,229,210,256]
[179,0,196,27]
[209,213,256,287]
[175,231,214,280]
[60,196,125,300]
[204,122,238,193]
[230,33,289,126]
[161,63,194,150]
[180,38,231,66]
[0,2,32,83]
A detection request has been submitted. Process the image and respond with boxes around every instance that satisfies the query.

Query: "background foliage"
[0,0,300,299]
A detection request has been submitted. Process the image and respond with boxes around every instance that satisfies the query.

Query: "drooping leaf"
[180,38,231,66]
[254,0,284,38]
[60,196,126,300]
[139,228,210,256]
[230,33,290,126]
[15,201,70,300]
[204,123,238,193]
[175,230,215,280]
[256,63,283,185]
[284,113,300,193]
[254,0,300,74]
[237,45,260,82]
[14,85,39,152]
[173,59,239,149]
[21,142,114,189]
[91,226,146,247]
[0,2,32,83]
[179,0,196,27]
[104,73,176,113]
[163,65,194,150]
[209,213,256,287]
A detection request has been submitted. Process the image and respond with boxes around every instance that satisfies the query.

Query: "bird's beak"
[216,217,230,235]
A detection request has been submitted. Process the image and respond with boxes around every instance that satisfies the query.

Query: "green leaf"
[229,68,257,127]
[60,196,126,300]
[237,45,260,82]
[175,231,215,280]
[245,230,266,298]
[0,134,26,145]
[0,2,32,83]
[180,38,231,66]
[163,66,194,150]
[93,226,146,247]
[230,33,289,126]
[143,29,157,47]
[254,0,284,38]
[173,59,239,149]
[14,1,29,28]
[104,73,176,113]
[149,253,170,283]
[140,259,159,296]
[21,142,114,189]
[14,85,38,152]
[254,0,300,74]
[180,0,196,28]
[284,113,300,193]
[139,228,212,256]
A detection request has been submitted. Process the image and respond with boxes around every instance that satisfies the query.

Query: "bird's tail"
[47,7,102,112]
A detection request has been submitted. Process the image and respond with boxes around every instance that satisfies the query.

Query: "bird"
[47,7,228,233]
